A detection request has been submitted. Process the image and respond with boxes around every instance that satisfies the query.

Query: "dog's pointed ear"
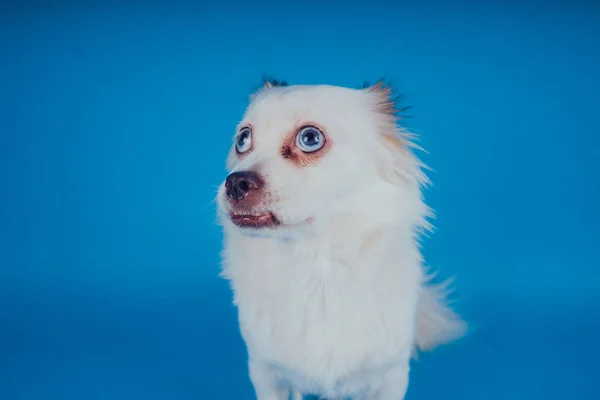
[362,79,413,149]
[364,80,428,189]
[250,76,288,101]
[362,80,410,118]
[262,76,288,89]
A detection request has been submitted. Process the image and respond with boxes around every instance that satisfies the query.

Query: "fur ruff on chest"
[222,228,423,394]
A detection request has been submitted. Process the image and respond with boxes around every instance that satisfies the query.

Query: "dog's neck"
[227,207,415,270]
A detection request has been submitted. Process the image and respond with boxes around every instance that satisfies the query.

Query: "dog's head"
[217,78,430,239]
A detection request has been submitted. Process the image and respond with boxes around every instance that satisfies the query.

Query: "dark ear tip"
[262,75,288,88]
[361,77,391,90]
[362,77,413,118]
[249,75,288,99]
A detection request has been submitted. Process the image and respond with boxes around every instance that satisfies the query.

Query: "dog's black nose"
[225,171,263,201]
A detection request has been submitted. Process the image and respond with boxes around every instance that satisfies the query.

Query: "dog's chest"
[228,248,418,394]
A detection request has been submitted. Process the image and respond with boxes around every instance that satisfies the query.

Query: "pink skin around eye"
[280,122,332,167]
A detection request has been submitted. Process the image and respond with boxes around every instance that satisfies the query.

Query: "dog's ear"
[261,76,288,89]
[249,75,288,101]
[362,80,411,147]
[364,80,428,189]
[362,80,410,118]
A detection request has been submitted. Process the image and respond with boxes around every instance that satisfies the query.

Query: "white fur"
[217,83,466,399]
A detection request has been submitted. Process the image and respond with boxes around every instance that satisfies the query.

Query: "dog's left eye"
[235,127,252,154]
[296,126,325,153]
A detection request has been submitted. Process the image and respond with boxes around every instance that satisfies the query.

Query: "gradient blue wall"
[1,1,599,399]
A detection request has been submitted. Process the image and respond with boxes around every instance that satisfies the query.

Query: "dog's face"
[217,81,423,238]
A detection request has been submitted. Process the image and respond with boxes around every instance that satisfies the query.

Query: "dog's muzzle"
[224,170,278,229]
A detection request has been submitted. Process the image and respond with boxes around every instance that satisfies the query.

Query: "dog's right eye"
[296,126,325,153]
[236,127,252,154]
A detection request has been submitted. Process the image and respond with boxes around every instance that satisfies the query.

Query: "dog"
[216,78,466,400]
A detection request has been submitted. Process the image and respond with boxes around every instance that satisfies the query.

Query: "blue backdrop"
[1,1,599,399]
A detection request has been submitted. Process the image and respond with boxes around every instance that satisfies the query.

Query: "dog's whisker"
[199,197,218,214]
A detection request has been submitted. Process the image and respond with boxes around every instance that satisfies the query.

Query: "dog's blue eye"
[296,126,325,153]
[236,127,252,154]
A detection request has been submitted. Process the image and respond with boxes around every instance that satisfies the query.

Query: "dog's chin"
[229,211,280,230]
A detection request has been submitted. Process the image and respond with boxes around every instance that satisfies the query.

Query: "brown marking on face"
[280,121,332,167]
[235,123,254,160]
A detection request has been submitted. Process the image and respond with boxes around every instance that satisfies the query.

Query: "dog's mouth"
[229,212,280,229]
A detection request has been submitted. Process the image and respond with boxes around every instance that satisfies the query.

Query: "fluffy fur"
[216,80,466,400]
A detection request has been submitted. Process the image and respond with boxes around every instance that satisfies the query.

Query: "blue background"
[1,0,599,399]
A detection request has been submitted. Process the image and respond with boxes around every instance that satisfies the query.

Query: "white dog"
[216,78,466,400]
